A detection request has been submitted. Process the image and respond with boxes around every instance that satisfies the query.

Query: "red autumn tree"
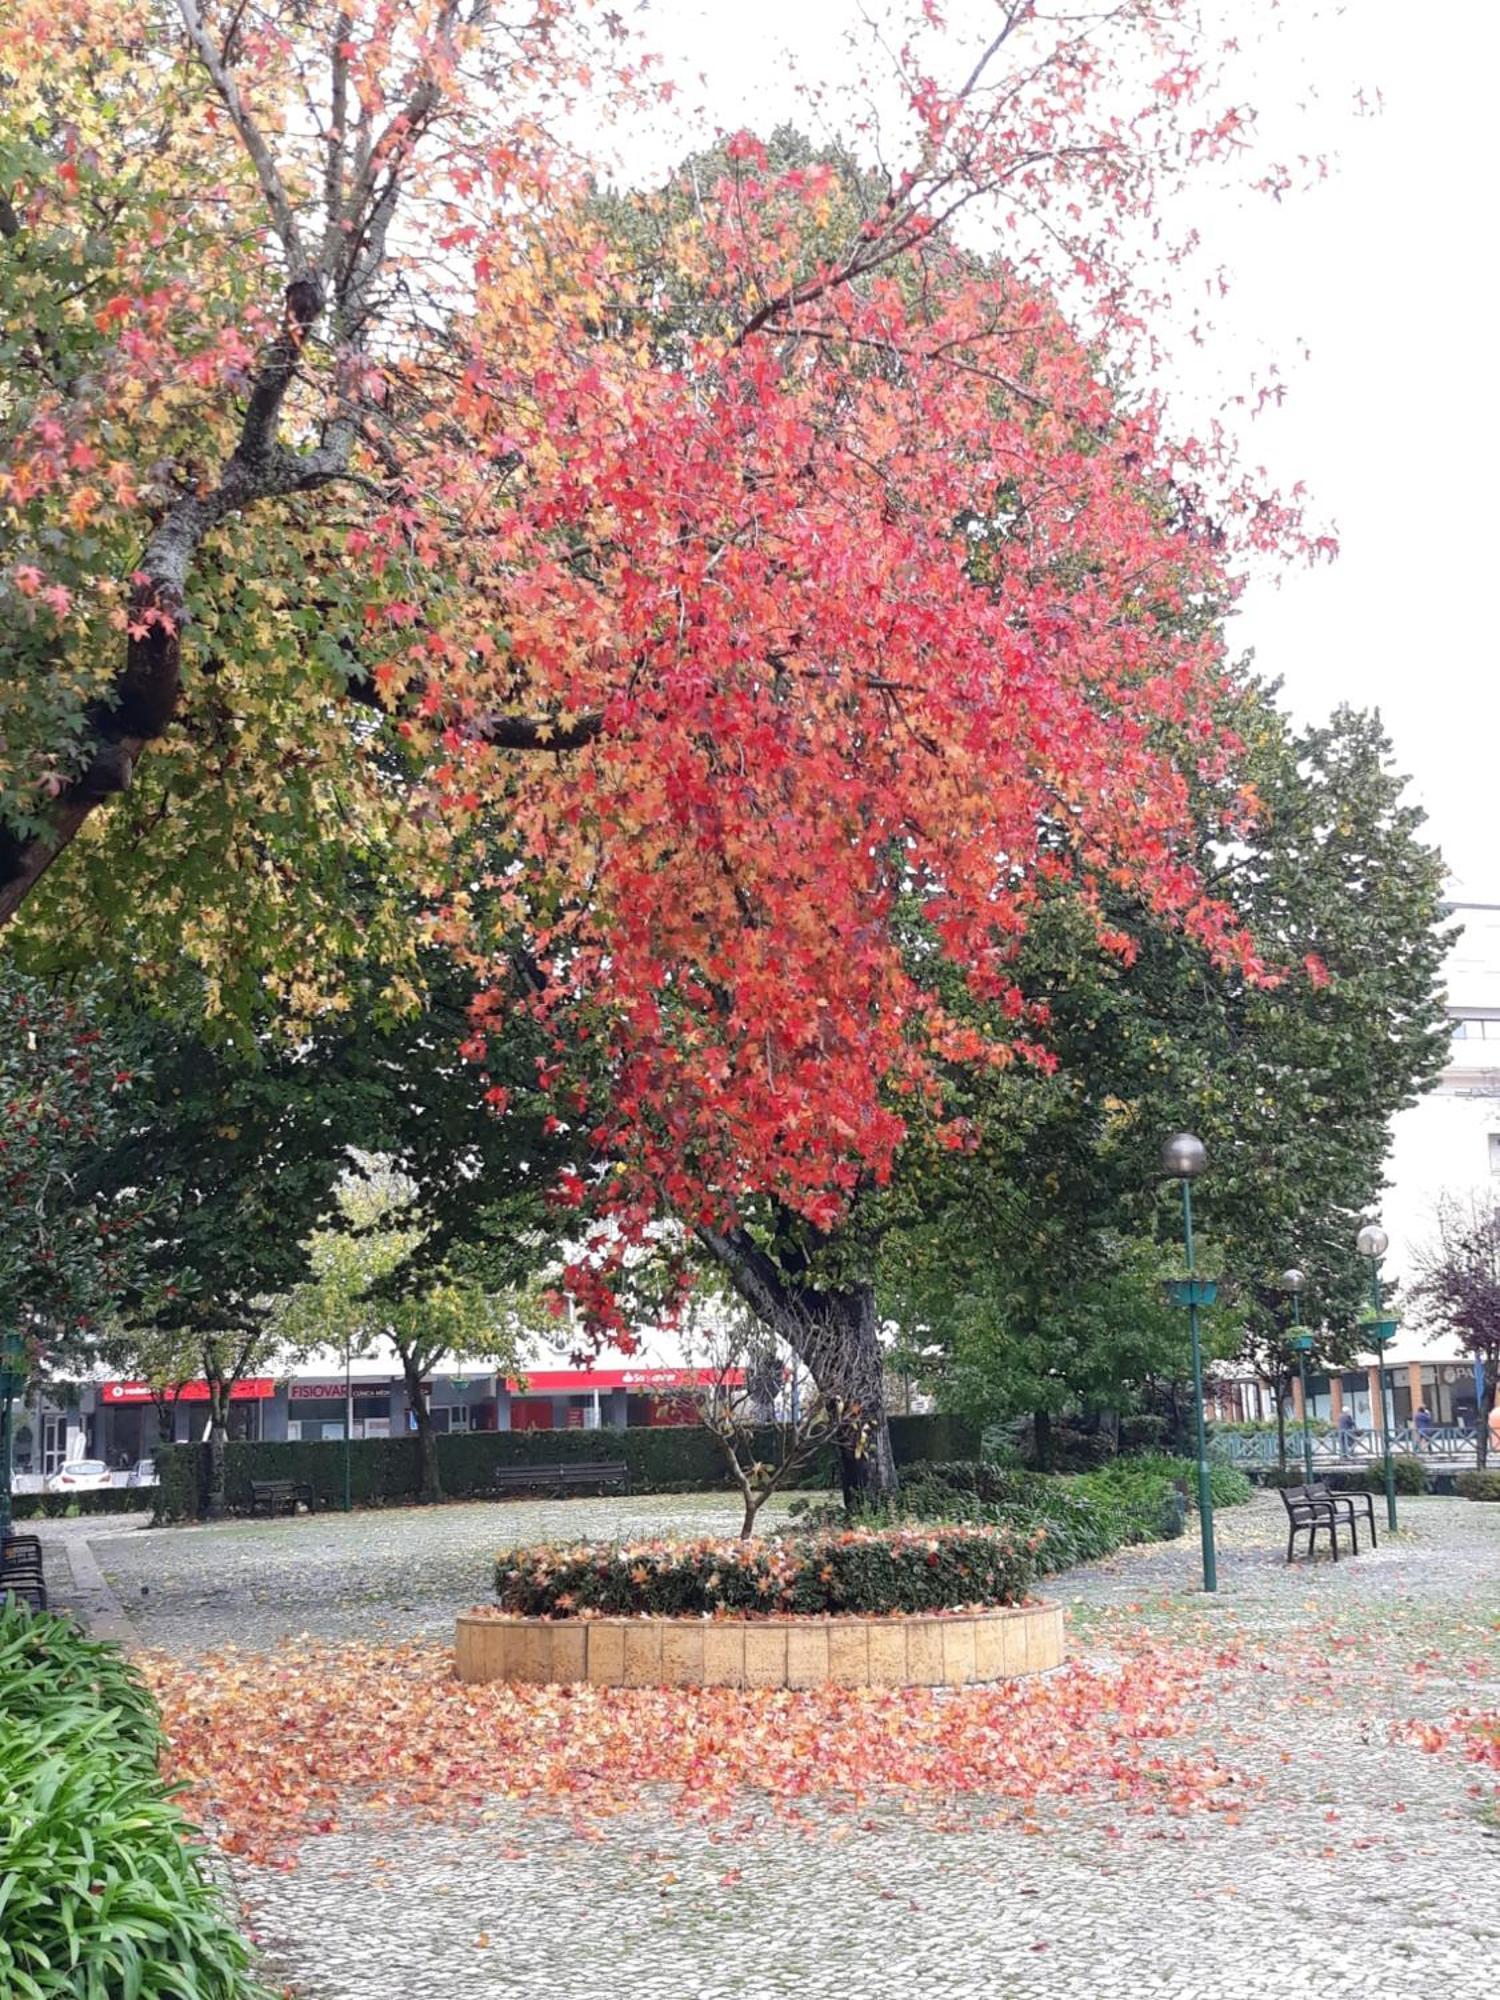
[2,4,1325,1491]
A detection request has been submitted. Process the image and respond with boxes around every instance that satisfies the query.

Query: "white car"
[127,1459,159,1488]
[47,1459,113,1493]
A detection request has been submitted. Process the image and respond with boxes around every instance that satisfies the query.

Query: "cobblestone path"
[90,1492,1500,1999]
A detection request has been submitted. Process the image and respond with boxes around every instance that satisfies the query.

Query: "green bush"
[1456,1469,1500,1502]
[0,1604,265,1999]
[1364,1453,1427,1496]
[152,1412,974,1520]
[1125,1453,1254,1510]
[892,1454,1254,1579]
[494,1523,1036,1618]
[11,1488,155,1519]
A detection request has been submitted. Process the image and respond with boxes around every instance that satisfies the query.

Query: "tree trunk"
[405,1364,442,1501]
[1033,1408,1053,1473]
[205,1381,228,1519]
[695,1226,899,1509]
[1478,1362,1496,1472]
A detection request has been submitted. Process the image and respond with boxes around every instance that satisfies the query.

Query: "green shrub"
[0,1604,265,1999]
[10,1487,152,1520]
[1364,1453,1427,1496]
[494,1523,1036,1618]
[1456,1470,1500,1502]
[1124,1453,1254,1511]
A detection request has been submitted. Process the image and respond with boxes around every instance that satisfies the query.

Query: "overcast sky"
[631,1,1499,899]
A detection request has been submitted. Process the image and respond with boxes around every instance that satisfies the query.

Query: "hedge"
[1456,1469,1500,1502]
[494,1523,1036,1619]
[0,1603,265,1999]
[10,1488,156,1519]
[153,1411,979,1521]
[893,1455,1254,1578]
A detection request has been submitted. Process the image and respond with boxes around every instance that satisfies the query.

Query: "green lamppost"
[1357,1223,1399,1533]
[0,1329,26,1542]
[1162,1132,1217,1592]
[1281,1267,1315,1485]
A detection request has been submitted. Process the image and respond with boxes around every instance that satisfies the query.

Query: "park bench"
[248,1479,315,1518]
[2,1531,47,1612]
[492,1461,630,1499]
[1306,1479,1377,1554]
[1280,1483,1349,1563]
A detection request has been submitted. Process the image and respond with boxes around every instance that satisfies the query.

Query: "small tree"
[277,1155,534,1501]
[684,1308,835,1539]
[1411,1196,1500,1468]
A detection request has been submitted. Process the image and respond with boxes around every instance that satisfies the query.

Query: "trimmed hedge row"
[153,1412,979,1520]
[10,1488,154,1520]
[1457,1469,1500,1502]
[0,1603,265,1999]
[495,1523,1037,1619]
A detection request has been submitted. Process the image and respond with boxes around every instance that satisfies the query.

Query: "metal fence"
[1219,1425,1488,1468]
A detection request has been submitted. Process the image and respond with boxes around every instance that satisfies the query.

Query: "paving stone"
[91,1492,1500,1998]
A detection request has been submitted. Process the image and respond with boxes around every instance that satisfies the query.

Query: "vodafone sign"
[100,1379,277,1405]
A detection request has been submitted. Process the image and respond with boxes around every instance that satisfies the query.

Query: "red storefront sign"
[101,1378,277,1405]
[504,1367,744,1393]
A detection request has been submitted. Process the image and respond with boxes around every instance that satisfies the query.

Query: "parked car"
[47,1459,113,1494]
[126,1459,159,1488]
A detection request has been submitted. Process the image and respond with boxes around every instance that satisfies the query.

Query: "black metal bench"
[1280,1483,1347,1562]
[2,1531,47,1612]
[249,1479,315,1517]
[1307,1479,1377,1553]
[492,1461,630,1499]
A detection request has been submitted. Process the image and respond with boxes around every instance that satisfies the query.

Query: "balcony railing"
[1218,1425,1487,1466]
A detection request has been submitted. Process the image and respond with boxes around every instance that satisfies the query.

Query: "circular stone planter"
[455,1600,1064,1690]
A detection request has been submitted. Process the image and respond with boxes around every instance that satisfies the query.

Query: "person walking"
[1414,1404,1434,1446]
[1337,1406,1358,1460]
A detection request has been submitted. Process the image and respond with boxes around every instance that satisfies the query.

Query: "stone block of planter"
[455,1601,1064,1689]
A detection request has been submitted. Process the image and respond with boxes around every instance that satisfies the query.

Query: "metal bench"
[248,1479,315,1517]
[1280,1483,1347,1562]
[1306,1479,1377,1553]
[492,1461,629,1499]
[2,1532,47,1612]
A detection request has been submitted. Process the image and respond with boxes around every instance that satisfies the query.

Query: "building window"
[1453,1014,1500,1042]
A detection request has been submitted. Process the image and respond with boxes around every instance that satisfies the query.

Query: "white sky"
[628,0,1500,897]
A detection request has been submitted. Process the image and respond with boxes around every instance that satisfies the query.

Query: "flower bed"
[494,1523,1037,1620]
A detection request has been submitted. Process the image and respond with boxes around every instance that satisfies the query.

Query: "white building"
[1372,895,1500,1420]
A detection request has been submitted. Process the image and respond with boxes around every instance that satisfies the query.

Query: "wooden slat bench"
[492,1461,630,1499]
[248,1479,315,1518]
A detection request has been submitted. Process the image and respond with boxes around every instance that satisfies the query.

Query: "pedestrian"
[1488,1402,1500,1458]
[1413,1404,1434,1445]
[1337,1406,1357,1460]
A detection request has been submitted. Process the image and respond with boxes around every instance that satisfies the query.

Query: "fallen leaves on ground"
[142,1641,1254,1869]
[1395,1709,1500,1777]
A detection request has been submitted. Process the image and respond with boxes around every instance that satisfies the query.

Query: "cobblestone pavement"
[95,1494,1500,2000]
[95,1491,805,1656]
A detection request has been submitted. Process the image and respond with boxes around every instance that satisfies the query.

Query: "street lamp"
[1161,1132,1216,1592]
[0,1329,26,1542]
[1281,1268,1315,1484]
[1357,1223,1399,1533]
